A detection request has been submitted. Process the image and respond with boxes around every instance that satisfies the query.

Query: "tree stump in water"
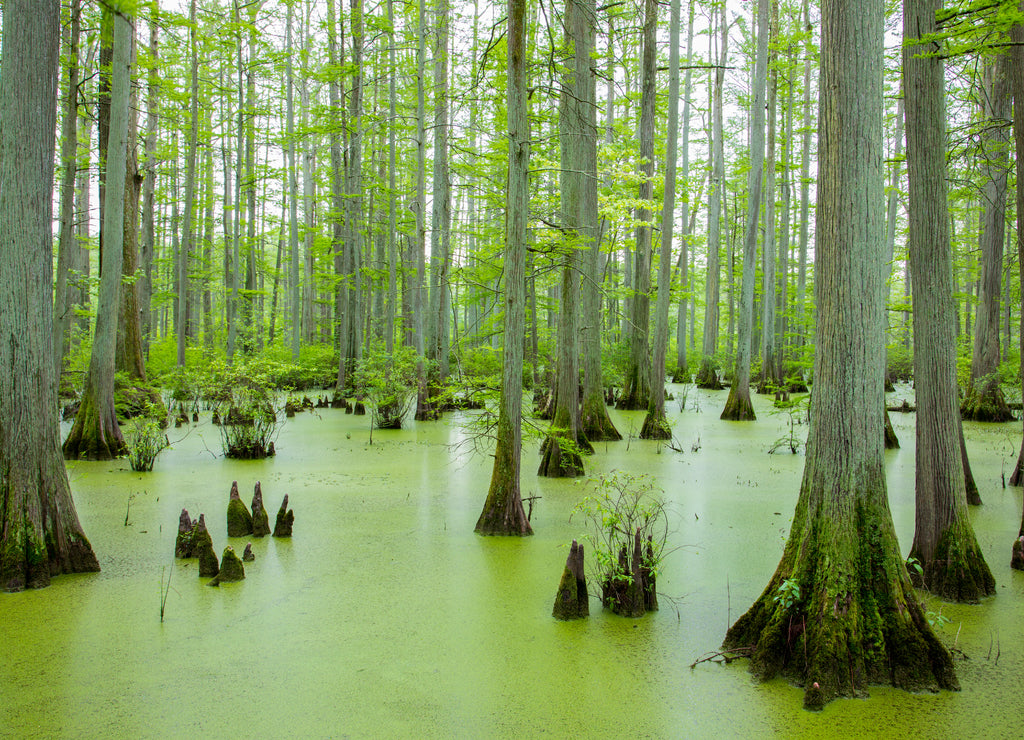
[192,515,219,578]
[552,540,589,620]
[251,482,271,538]
[209,546,244,586]
[242,543,255,562]
[602,529,655,618]
[1011,537,1024,571]
[175,509,195,558]
[227,480,253,537]
[273,495,294,537]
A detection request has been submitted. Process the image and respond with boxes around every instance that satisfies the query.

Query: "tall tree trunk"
[286,2,301,361]
[795,0,812,350]
[385,0,398,353]
[721,0,769,421]
[0,0,101,591]
[177,0,199,367]
[430,0,452,383]
[641,0,682,439]
[696,5,727,389]
[672,0,696,383]
[413,0,433,420]
[963,52,1013,422]
[140,6,159,358]
[580,0,620,443]
[723,0,957,709]
[475,0,532,536]
[54,0,81,378]
[63,7,133,461]
[616,0,657,410]
[1010,3,1024,489]
[757,0,780,394]
[903,0,995,602]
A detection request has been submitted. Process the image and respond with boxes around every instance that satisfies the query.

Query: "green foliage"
[353,342,421,429]
[571,472,669,606]
[886,343,914,383]
[125,416,169,472]
[768,393,809,454]
[218,380,280,459]
[773,577,802,613]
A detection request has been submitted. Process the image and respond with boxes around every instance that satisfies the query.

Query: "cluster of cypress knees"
[551,534,658,620]
[174,480,294,586]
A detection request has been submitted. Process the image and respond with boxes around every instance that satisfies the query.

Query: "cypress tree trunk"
[140,6,159,358]
[672,1,696,383]
[1011,4,1024,488]
[696,6,727,390]
[903,0,994,602]
[0,0,101,591]
[963,53,1013,422]
[475,0,532,536]
[578,0,619,443]
[63,6,133,461]
[177,0,198,367]
[721,0,769,421]
[641,0,681,440]
[616,0,657,411]
[723,0,957,709]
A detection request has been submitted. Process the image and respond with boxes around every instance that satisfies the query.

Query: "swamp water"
[2,388,1023,737]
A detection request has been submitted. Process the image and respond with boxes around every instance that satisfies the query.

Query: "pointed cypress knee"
[553,540,589,620]
[175,509,195,558]
[193,515,219,578]
[251,482,271,538]
[209,546,245,586]
[227,480,253,537]
[273,494,294,537]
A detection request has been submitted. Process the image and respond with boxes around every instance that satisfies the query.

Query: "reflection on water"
[2,388,1022,737]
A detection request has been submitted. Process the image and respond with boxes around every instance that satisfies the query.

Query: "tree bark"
[617,0,657,411]
[963,52,1013,422]
[721,0,769,421]
[696,6,728,389]
[0,0,101,591]
[723,0,957,708]
[641,0,681,440]
[63,6,133,461]
[903,0,994,602]
[475,0,532,536]
[1011,3,1024,488]
[177,0,199,367]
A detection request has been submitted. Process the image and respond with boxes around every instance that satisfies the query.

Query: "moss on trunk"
[62,385,126,461]
[476,441,532,536]
[909,519,995,603]
[884,409,899,449]
[720,385,756,421]
[723,497,957,709]
[1008,436,1023,487]
[639,408,672,440]
[580,392,621,442]
[960,379,1014,422]
[695,357,723,390]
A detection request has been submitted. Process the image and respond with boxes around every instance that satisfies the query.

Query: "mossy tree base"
[476,451,533,536]
[695,358,723,390]
[722,498,958,710]
[960,382,1014,423]
[581,394,621,442]
[1,462,100,591]
[1012,536,1024,571]
[959,428,982,506]
[538,432,585,478]
[908,520,995,603]
[639,409,671,440]
[720,386,756,421]
[670,364,689,383]
[62,386,126,461]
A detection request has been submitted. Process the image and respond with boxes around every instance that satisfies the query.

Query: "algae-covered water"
[2,388,1022,738]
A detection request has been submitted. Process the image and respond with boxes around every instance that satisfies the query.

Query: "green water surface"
[2,388,1021,738]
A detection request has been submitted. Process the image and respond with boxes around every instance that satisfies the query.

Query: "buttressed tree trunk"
[1,0,100,590]
[474,0,532,536]
[63,6,132,461]
[903,0,994,602]
[723,0,957,709]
